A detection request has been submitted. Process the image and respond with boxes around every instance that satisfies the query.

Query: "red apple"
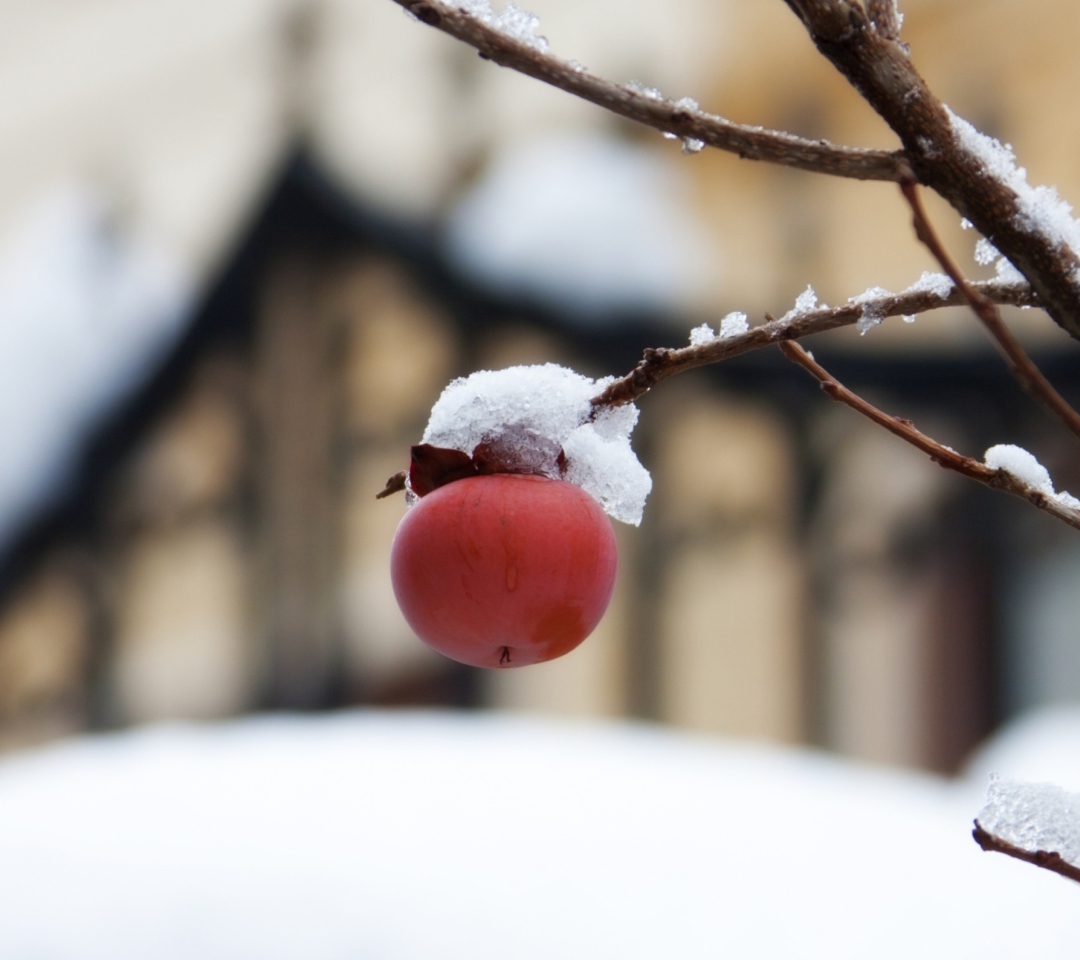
[390,473,617,668]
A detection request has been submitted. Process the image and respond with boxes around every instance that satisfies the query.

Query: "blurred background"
[1,0,1079,774]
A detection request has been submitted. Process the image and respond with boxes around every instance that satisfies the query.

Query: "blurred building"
[0,0,1078,771]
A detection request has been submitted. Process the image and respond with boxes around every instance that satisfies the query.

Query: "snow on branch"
[391,0,907,182]
[973,776,1080,886]
[899,173,1080,445]
[779,342,1080,534]
[781,0,1080,341]
[591,277,1035,408]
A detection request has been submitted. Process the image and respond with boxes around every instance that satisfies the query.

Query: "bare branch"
[973,822,1080,886]
[898,174,1080,444]
[391,0,907,182]
[778,340,1080,532]
[591,278,1036,408]
[781,0,1080,341]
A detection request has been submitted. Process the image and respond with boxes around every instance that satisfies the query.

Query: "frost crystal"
[421,364,651,525]
[949,108,1080,261]
[977,775,1080,870]
[903,270,954,298]
[460,0,549,52]
[995,257,1025,284]
[624,81,664,101]
[689,323,715,346]
[681,138,705,155]
[960,218,974,231]
[974,237,1000,266]
[780,285,818,321]
[719,311,749,338]
[901,315,915,324]
[850,285,892,335]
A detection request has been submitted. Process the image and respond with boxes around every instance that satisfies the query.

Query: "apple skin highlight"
[391,474,618,668]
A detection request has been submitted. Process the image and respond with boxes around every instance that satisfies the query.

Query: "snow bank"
[0,711,1078,960]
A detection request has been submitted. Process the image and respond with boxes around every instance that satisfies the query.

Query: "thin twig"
[390,0,907,182]
[898,173,1080,444]
[973,822,1080,885]
[592,278,1036,408]
[778,340,1080,532]
[376,471,407,499]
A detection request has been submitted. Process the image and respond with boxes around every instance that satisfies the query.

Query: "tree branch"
[777,340,1080,532]
[898,173,1080,444]
[973,822,1080,886]
[390,0,907,182]
[591,278,1036,408]
[782,0,1080,341]
[865,0,902,40]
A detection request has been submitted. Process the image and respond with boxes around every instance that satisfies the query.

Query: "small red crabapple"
[390,473,617,668]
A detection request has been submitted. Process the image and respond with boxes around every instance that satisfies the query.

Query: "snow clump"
[780,285,818,322]
[984,444,1053,493]
[996,257,1026,284]
[421,363,651,525]
[688,312,748,346]
[851,285,893,335]
[977,774,1080,870]
[903,271,954,298]
[460,0,548,52]
[688,323,715,346]
[719,311,749,337]
[983,443,1080,509]
[974,237,1000,266]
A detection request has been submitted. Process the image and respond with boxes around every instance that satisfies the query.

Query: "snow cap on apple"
[415,362,651,525]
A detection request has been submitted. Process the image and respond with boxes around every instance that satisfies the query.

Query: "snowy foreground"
[1,711,1079,959]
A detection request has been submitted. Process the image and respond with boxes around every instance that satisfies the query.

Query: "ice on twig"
[903,271,954,298]
[977,774,1080,870]
[688,323,715,346]
[851,285,893,335]
[681,138,705,155]
[719,311,749,338]
[982,444,1080,514]
[780,285,818,322]
[421,364,651,525]
[688,311,748,346]
[460,0,549,52]
[949,107,1080,261]
[960,218,974,231]
[623,81,664,101]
